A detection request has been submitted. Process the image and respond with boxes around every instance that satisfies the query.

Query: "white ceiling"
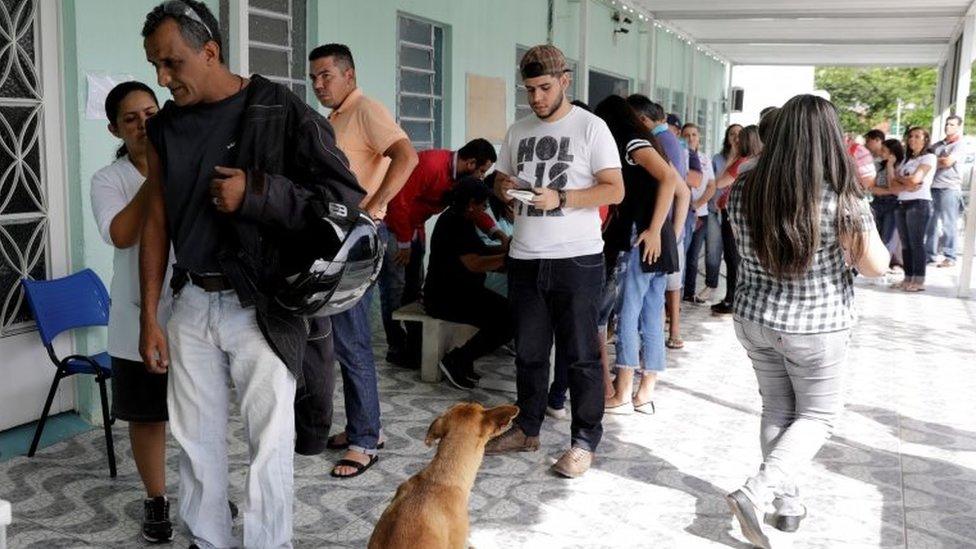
[634,0,975,66]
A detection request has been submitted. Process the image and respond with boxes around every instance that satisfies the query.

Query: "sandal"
[633,400,656,415]
[665,337,684,350]
[326,433,385,451]
[330,455,379,478]
[604,401,633,415]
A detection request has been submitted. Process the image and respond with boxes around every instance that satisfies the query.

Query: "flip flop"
[604,401,634,415]
[666,337,684,350]
[330,455,379,479]
[633,400,656,415]
[326,433,385,450]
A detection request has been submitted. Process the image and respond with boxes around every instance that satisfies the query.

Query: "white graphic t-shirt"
[496,106,621,260]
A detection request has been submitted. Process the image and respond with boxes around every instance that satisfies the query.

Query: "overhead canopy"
[637,0,973,66]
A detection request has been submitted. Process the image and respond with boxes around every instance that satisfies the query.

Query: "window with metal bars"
[396,14,444,151]
[246,0,306,97]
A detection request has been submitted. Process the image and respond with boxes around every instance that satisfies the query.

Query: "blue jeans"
[926,188,962,261]
[704,210,722,289]
[615,249,668,372]
[895,199,932,284]
[509,254,605,451]
[377,224,423,357]
[331,288,382,454]
[683,216,708,298]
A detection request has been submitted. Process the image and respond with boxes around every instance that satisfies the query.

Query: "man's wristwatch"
[557,190,567,209]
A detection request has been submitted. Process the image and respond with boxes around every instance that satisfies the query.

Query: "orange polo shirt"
[328,88,409,209]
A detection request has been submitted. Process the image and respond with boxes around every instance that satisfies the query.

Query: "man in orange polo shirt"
[308,43,418,478]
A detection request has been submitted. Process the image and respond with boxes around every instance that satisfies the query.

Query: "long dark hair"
[105,81,158,159]
[903,126,931,160]
[594,94,669,164]
[740,94,865,277]
[882,138,905,166]
[720,123,743,159]
[446,176,490,212]
[736,125,762,158]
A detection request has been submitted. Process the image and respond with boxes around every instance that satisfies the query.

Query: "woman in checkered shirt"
[722,95,890,549]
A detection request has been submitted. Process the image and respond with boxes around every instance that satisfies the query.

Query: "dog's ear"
[483,404,520,437]
[424,415,448,447]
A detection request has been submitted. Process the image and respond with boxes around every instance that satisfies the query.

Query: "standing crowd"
[84,2,965,547]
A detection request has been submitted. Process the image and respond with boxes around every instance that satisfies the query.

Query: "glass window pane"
[399,16,431,45]
[399,46,431,70]
[0,106,42,215]
[400,70,432,94]
[291,0,307,80]
[402,120,432,144]
[251,0,289,13]
[249,14,289,45]
[249,47,289,77]
[400,96,432,119]
[433,99,442,147]
[0,219,47,327]
[433,26,443,95]
[516,107,533,121]
[292,83,306,98]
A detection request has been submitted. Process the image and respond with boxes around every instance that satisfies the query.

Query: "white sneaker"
[695,287,713,302]
[546,406,568,420]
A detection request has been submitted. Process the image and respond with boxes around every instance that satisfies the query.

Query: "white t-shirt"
[496,106,621,259]
[691,150,713,217]
[897,153,937,201]
[90,156,172,362]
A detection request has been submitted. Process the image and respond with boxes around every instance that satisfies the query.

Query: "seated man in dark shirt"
[424,178,512,389]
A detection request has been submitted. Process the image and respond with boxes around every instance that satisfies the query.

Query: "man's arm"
[694,179,717,210]
[363,138,419,219]
[138,142,170,374]
[107,182,153,249]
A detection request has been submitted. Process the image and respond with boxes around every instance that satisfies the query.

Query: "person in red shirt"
[380,138,500,367]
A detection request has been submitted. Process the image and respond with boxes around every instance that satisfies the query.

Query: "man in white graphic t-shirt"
[485,44,623,478]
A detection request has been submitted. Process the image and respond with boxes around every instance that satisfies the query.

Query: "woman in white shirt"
[89,82,173,542]
[888,127,936,292]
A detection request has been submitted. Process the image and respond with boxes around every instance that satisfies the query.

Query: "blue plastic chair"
[20,269,116,477]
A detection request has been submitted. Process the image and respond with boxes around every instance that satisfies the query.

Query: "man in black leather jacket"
[138,2,365,546]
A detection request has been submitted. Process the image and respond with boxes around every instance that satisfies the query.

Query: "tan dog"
[368,402,520,549]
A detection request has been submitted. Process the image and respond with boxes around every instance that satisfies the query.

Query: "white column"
[932,62,944,138]
[228,0,249,74]
[956,15,976,296]
[645,19,656,96]
[578,0,589,104]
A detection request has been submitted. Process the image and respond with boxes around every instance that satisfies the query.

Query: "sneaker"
[726,489,770,549]
[463,362,482,383]
[439,352,476,390]
[551,447,593,478]
[711,301,734,315]
[682,295,706,305]
[695,286,714,302]
[142,496,174,543]
[546,406,568,420]
[484,426,540,455]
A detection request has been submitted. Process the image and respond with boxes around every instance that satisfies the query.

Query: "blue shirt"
[652,124,688,178]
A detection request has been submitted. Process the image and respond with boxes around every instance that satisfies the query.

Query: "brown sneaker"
[484,426,539,455]
[551,447,593,478]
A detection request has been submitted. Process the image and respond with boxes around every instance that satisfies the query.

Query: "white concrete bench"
[392,302,478,382]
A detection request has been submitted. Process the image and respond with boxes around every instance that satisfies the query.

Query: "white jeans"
[733,318,849,516]
[167,285,297,548]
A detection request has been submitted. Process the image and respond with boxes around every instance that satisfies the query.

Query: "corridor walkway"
[2,266,975,548]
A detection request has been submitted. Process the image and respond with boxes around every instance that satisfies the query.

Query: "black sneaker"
[142,496,174,544]
[464,362,481,382]
[439,352,476,390]
[711,301,734,315]
[774,506,807,533]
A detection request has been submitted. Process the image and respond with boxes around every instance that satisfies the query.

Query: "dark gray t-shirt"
[147,89,247,274]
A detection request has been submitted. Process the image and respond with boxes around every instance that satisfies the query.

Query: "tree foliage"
[814,67,937,135]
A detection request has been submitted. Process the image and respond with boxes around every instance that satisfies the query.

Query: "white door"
[0,0,72,432]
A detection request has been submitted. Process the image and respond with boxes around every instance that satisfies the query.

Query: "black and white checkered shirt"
[727,182,874,334]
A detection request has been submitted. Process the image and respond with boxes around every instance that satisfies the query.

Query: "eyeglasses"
[161,0,214,41]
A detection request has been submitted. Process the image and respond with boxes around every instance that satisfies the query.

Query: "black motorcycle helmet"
[274,202,384,317]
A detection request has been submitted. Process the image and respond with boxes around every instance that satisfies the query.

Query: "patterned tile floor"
[1,265,975,548]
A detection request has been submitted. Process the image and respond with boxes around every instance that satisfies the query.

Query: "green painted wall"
[60,0,220,423]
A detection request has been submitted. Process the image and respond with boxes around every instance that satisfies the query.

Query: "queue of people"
[83,2,963,547]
